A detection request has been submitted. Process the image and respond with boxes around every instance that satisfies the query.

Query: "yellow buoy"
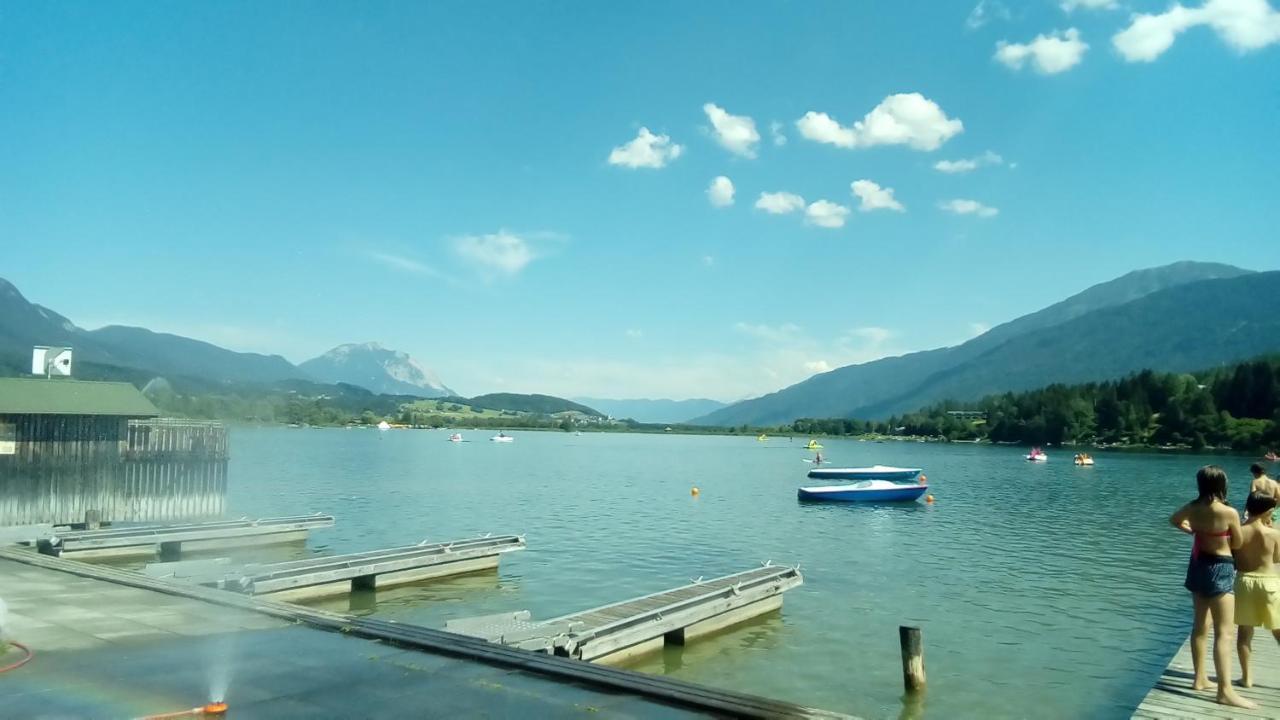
[925,494,935,504]
[691,487,700,496]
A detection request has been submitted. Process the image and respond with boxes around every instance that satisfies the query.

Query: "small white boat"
[806,465,922,481]
[1026,448,1048,462]
[490,433,514,443]
[1074,454,1095,466]
[377,420,391,431]
[448,433,463,442]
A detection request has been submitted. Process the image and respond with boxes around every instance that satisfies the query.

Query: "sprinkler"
[140,701,228,719]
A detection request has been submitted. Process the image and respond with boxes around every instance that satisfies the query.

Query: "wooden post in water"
[84,509,100,530]
[899,625,926,693]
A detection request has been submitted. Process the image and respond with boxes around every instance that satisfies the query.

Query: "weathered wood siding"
[0,415,227,525]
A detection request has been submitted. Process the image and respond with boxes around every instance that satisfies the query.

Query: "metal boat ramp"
[146,535,525,601]
[43,514,335,560]
[447,564,802,664]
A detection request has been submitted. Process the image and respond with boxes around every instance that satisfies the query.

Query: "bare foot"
[1192,677,1212,691]
[1218,689,1259,709]
[1239,677,1254,688]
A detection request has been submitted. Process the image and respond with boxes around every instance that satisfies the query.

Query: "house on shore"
[0,378,227,526]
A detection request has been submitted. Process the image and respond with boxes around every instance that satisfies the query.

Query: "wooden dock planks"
[1134,632,1280,718]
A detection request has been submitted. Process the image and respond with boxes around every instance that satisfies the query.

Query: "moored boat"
[448,433,463,442]
[806,465,922,482]
[797,480,929,503]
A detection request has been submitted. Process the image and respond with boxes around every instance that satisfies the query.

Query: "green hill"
[465,393,604,417]
[693,261,1257,426]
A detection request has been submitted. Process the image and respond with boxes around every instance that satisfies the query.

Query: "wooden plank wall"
[0,415,228,525]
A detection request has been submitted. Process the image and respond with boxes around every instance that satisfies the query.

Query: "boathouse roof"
[0,378,160,417]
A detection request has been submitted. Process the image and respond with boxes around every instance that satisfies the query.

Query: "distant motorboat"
[490,433,514,443]
[449,433,463,442]
[798,480,929,503]
[377,420,391,431]
[1026,447,1048,462]
[806,465,922,482]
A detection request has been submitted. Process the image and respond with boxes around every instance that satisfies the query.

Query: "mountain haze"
[693,262,1258,426]
[300,343,454,398]
[573,397,728,423]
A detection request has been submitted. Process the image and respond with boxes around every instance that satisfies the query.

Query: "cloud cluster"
[796,93,963,151]
[1113,0,1280,62]
[805,200,851,228]
[940,198,999,218]
[755,191,806,214]
[996,28,1089,73]
[703,103,760,158]
[608,127,684,168]
[967,0,1011,29]
[707,176,735,207]
[1061,0,1117,10]
[934,150,1004,174]
[851,180,905,212]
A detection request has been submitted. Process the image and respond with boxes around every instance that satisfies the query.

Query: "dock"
[0,548,848,719]
[447,565,803,664]
[1133,633,1280,718]
[45,514,335,559]
[146,535,526,601]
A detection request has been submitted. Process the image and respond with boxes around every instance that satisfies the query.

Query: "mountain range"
[574,397,728,424]
[693,261,1276,426]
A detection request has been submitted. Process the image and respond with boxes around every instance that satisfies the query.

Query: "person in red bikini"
[1169,465,1256,709]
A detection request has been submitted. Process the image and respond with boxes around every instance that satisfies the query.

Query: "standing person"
[1234,492,1280,688]
[1169,466,1255,709]
[1250,463,1279,501]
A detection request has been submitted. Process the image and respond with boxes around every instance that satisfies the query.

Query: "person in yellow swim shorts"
[1235,492,1280,688]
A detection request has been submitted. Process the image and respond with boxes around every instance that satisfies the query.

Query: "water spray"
[140,702,228,719]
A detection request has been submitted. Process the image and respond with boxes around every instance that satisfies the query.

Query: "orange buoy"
[925,494,935,504]
[918,473,928,485]
[691,487,700,496]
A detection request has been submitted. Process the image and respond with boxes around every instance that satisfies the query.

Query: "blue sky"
[3,0,1278,400]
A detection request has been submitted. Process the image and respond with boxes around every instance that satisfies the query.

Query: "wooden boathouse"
[0,378,229,525]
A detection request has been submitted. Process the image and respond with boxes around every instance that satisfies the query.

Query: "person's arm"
[1229,509,1246,550]
[1271,530,1280,564]
[1170,503,1194,535]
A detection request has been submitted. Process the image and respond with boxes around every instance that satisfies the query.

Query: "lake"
[223,427,1244,719]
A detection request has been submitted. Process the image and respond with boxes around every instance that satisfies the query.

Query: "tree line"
[787,356,1280,451]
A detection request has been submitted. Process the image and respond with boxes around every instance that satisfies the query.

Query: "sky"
[3,0,1279,401]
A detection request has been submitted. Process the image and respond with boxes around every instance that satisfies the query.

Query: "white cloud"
[370,252,444,278]
[795,93,963,151]
[770,121,787,146]
[625,329,644,339]
[755,191,806,214]
[1113,0,1280,62]
[851,326,893,345]
[940,199,999,218]
[1061,0,1118,11]
[735,322,803,343]
[804,360,832,373]
[703,103,760,158]
[934,150,1004,173]
[805,200,850,228]
[851,179,905,213]
[453,230,537,276]
[707,176,735,208]
[995,28,1089,73]
[608,127,684,169]
[967,0,1011,29]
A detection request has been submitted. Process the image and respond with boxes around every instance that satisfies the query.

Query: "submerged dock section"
[46,514,335,559]
[448,565,802,663]
[147,535,526,600]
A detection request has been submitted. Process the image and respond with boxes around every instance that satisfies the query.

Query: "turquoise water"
[224,428,1247,719]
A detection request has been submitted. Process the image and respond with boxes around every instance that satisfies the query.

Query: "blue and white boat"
[797,480,929,503]
[805,465,923,482]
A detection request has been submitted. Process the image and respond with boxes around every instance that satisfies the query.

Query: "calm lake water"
[222,427,1252,719]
